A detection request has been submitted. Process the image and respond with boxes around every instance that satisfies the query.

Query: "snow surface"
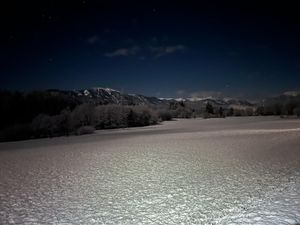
[0,117,299,224]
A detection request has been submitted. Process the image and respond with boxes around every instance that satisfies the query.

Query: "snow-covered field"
[0,117,300,224]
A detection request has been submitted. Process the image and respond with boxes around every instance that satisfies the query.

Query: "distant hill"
[1,88,299,142]
[159,96,254,109]
[72,87,165,105]
[44,87,254,108]
[7,87,293,129]
[0,87,256,129]
[0,88,169,130]
[261,91,300,106]
[257,91,300,115]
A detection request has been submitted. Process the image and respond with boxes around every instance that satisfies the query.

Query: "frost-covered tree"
[205,102,214,114]
[293,107,300,117]
[70,103,94,128]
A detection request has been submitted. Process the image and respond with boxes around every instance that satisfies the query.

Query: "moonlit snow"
[0,117,299,224]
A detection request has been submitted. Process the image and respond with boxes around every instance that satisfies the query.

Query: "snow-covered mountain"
[53,87,166,105]
[46,87,254,108]
[160,96,253,107]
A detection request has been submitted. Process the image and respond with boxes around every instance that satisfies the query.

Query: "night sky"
[1,1,300,99]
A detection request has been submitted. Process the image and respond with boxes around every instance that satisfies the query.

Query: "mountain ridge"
[62,87,254,108]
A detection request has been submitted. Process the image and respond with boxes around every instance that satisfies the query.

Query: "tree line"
[256,102,300,117]
[1,91,300,142]
[0,104,165,141]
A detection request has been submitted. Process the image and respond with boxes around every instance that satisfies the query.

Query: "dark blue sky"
[1,1,300,99]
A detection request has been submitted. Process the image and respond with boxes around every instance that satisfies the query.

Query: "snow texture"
[0,117,299,224]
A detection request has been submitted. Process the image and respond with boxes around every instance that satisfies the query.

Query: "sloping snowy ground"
[0,117,299,224]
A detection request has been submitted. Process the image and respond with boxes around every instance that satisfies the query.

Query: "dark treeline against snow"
[1,90,300,142]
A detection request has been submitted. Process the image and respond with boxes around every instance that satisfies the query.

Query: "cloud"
[86,35,99,45]
[104,43,186,58]
[104,46,140,57]
[150,45,186,57]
